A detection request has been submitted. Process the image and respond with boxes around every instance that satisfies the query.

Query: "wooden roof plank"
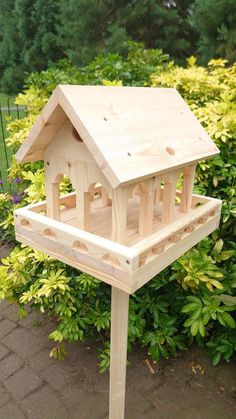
[15,85,219,187]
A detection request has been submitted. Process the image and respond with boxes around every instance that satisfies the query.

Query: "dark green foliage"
[1,0,236,93]
[190,0,236,64]
[58,0,195,65]
[0,0,63,92]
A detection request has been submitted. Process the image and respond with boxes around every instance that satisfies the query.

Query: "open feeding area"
[14,188,221,294]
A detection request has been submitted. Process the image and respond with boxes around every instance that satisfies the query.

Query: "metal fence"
[0,98,27,191]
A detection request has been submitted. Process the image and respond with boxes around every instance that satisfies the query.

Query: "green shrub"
[0,46,235,368]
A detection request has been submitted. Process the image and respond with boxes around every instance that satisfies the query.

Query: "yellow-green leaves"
[171,249,224,292]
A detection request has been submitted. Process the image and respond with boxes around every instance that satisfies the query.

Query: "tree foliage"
[0,46,235,367]
[190,0,236,64]
[1,0,236,93]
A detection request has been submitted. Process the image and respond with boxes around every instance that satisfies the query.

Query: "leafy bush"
[0,45,235,368]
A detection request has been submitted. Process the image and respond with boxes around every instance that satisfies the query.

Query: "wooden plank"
[131,213,221,292]
[180,164,196,212]
[14,206,138,271]
[16,86,67,163]
[109,288,129,419]
[15,230,133,294]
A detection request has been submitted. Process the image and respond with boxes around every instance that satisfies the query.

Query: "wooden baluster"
[180,165,196,213]
[161,171,179,223]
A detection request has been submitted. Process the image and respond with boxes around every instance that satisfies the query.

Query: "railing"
[0,97,27,191]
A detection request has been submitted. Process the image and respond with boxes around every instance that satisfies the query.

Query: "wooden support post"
[154,176,161,206]
[101,186,109,207]
[46,182,60,220]
[139,178,155,236]
[76,189,91,230]
[161,171,179,223]
[109,287,129,419]
[112,187,128,243]
[180,165,196,213]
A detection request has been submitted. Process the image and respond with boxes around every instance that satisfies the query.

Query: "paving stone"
[0,300,10,312]
[2,304,20,322]
[20,311,42,329]
[0,353,23,381]
[0,343,10,361]
[29,350,54,372]
[40,363,74,390]
[21,385,69,419]
[2,327,44,359]
[64,389,108,419]
[0,383,11,407]
[4,367,43,400]
[0,401,26,419]
[0,319,16,338]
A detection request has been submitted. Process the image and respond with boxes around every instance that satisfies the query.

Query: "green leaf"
[191,321,199,336]
[181,303,201,313]
[221,312,235,328]
[212,351,221,366]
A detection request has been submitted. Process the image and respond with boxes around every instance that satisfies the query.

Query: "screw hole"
[127,152,131,157]
[126,260,130,265]
[47,161,50,166]
[104,117,108,121]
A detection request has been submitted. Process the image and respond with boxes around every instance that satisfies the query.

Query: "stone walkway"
[0,299,235,419]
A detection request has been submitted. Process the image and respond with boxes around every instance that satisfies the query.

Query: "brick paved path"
[0,299,235,419]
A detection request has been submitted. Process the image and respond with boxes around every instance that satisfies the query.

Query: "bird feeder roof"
[16,85,219,188]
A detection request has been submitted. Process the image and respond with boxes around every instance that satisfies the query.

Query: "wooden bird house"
[14,85,222,419]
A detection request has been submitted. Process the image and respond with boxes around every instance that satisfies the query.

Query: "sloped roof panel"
[16,85,219,188]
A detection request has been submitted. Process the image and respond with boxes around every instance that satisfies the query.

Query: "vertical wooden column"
[46,182,60,220]
[161,171,179,223]
[139,178,155,236]
[109,287,129,419]
[180,165,196,213]
[154,176,161,206]
[110,185,129,419]
[75,189,91,230]
[112,186,128,243]
[101,186,109,207]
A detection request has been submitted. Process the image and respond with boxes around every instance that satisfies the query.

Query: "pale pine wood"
[154,176,161,205]
[112,187,128,244]
[109,287,129,419]
[14,194,221,293]
[101,186,109,206]
[133,196,221,255]
[132,212,221,292]
[16,85,219,188]
[180,164,196,212]
[139,178,155,236]
[45,182,60,220]
[161,171,179,223]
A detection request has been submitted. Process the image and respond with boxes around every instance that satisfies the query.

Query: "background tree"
[0,0,63,93]
[190,0,236,64]
[58,0,196,64]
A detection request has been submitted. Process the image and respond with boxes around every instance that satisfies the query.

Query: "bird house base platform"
[14,191,221,294]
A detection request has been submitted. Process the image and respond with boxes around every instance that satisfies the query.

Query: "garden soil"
[0,244,235,419]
